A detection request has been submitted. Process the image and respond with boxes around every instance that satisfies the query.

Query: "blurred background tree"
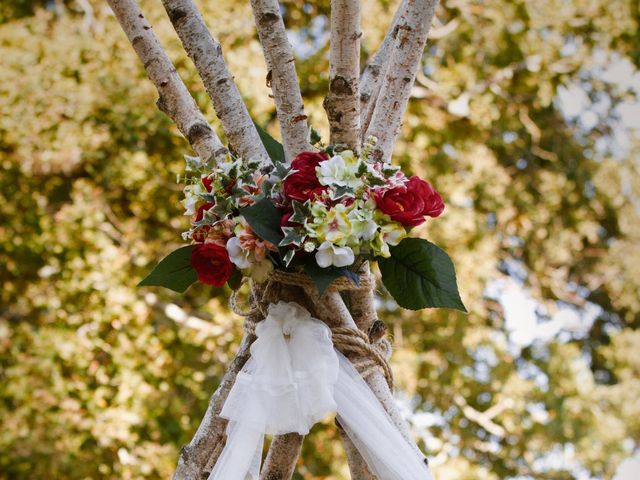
[1,0,638,478]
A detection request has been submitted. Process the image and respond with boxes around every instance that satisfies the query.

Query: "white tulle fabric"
[209,301,434,480]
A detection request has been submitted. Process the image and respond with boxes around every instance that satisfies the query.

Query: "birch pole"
[250,0,312,161]
[359,0,408,135]
[160,0,270,164]
[106,0,227,162]
[173,333,256,480]
[324,0,362,150]
[366,0,439,162]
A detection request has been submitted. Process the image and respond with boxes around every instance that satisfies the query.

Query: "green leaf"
[253,120,285,164]
[304,262,360,296]
[227,267,243,290]
[279,227,306,247]
[138,245,198,293]
[378,238,466,311]
[240,197,284,246]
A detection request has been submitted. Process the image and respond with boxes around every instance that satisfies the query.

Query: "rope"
[268,269,376,292]
[229,267,394,390]
[331,326,394,390]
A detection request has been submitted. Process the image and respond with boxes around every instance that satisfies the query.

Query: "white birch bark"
[338,424,377,479]
[359,0,408,135]
[106,0,227,162]
[366,0,439,162]
[173,333,255,480]
[260,433,303,479]
[324,0,361,150]
[160,0,270,165]
[250,0,312,162]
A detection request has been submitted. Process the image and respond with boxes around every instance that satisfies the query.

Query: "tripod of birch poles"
[106,0,438,477]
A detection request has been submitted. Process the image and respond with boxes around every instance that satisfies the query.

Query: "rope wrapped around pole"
[229,269,393,390]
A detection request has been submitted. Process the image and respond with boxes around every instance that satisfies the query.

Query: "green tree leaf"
[240,197,284,246]
[253,120,285,164]
[138,245,198,293]
[378,238,466,311]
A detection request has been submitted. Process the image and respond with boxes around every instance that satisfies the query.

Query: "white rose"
[315,241,355,268]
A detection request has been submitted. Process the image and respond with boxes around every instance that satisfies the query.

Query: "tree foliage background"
[1,0,639,478]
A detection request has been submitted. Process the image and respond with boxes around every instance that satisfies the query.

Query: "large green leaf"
[253,120,285,164]
[304,262,360,296]
[378,238,466,311]
[138,245,198,293]
[240,198,284,246]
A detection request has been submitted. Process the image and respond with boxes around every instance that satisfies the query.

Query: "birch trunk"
[366,0,439,162]
[250,0,312,161]
[324,0,361,150]
[106,0,227,162]
[160,0,270,164]
[173,333,256,480]
[260,433,304,479]
[337,423,377,479]
[359,0,408,135]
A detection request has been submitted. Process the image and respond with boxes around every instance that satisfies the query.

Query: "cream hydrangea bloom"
[316,151,362,189]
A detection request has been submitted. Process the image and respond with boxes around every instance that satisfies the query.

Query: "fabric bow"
[209,301,434,480]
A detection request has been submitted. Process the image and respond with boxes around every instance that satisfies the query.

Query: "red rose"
[190,243,233,287]
[282,151,328,202]
[374,176,444,227]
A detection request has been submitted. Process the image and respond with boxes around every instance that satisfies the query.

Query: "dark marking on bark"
[329,76,353,96]
[167,8,187,24]
[360,92,371,102]
[216,78,228,86]
[293,115,307,122]
[368,320,387,343]
[187,122,213,145]
[143,25,151,30]
[403,76,412,83]
[259,12,279,26]
[131,35,143,46]
[266,70,273,88]
[138,13,143,18]
[143,57,160,69]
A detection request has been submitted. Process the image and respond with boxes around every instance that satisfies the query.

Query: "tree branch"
[337,421,377,479]
[173,332,256,480]
[106,0,227,162]
[323,0,361,150]
[160,0,270,165]
[359,0,408,136]
[260,433,303,479]
[249,0,312,162]
[366,0,439,162]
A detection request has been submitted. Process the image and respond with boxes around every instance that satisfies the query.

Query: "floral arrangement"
[140,133,464,311]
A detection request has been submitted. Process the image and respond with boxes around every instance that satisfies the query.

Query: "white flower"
[317,154,362,188]
[182,183,206,216]
[226,237,252,269]
[315,241,355,268]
